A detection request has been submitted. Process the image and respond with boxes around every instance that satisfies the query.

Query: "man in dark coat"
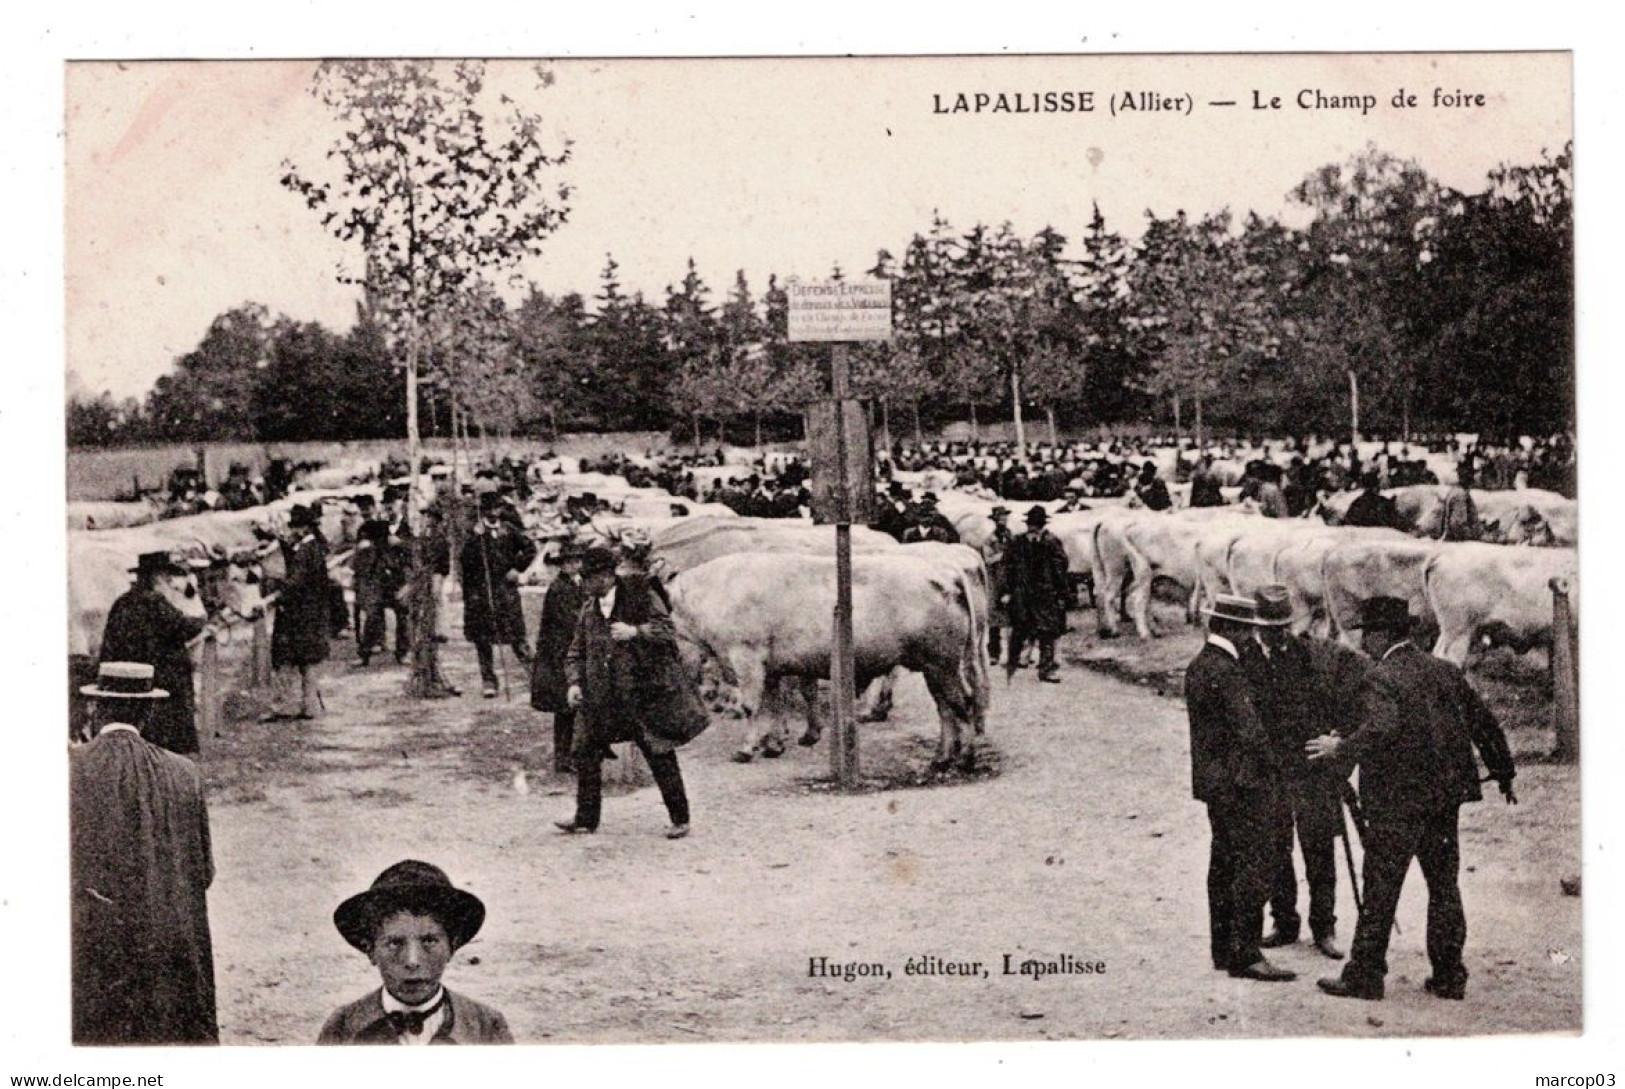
[1188,455,1227,508]
[71,662,218,1044]
[1004,506,1071,683]
[979,506,1014,665]
[1185,595,1295,982]
[268,504,330,720]
[461,492,538,698]
[1343,473,1403,529]
[98,551,208,756]
[1310,596,1517,1001]
[1249,585,1367,961]
[530,541,588,773]
[555,547,693,839]
[1133,461,1173,511]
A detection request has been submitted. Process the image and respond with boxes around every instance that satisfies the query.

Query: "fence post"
[250,607,274,689]
[1550,577,1579,763]
[197,633,221,741]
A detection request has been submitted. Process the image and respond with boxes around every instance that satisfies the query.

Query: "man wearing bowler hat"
[461,491,538,698]
[1185,595,1295,982]
[1004,505,1071,683]
[71,662,219,1044]
[980,506,1014,665]
[531,539,589,772]
[1309,596,1517,1001]
[98,551,209,755]
[1249,585,1365,961]
[319,860,513,1044]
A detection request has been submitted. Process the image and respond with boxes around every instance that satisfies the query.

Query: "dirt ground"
[198,594,1581,1044]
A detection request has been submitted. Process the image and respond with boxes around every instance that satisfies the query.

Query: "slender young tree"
[282,59,572,696]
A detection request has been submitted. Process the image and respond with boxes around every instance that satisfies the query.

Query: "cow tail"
[1321,542,1343,640]
[955,568,991,720]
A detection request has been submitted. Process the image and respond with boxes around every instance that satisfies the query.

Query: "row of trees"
[70,142,1573,450]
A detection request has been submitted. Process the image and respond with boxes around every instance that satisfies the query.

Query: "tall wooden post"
[1550,577,1579,763]
[830,344,859,786]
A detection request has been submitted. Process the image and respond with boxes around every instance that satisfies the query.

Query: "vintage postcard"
[25,38,1607,1083]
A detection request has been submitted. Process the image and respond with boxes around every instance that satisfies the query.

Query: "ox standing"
[1310,596,1517,1001]
[98,551,208,756]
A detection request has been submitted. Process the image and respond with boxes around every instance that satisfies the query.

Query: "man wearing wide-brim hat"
[461,490,538,698]
[266,503,331,720]
[980,506,1015,665]
[1185,595,1295,982]
[1308,595,1516,1002]
[318,860,513,1044]
[1003,505,1070,682]
[96,551,209,755]
[1247,585,1362,962]
[71,662,219,1044]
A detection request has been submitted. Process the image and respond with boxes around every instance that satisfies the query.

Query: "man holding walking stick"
[461,492,536,699]
[1308,596,1517,1002]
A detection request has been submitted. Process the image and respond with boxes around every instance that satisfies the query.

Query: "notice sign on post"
[787,279,893,342]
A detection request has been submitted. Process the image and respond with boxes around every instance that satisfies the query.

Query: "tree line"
[68,141,1572,450]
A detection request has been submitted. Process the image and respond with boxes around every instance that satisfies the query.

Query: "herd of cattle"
[65,445,1578,773]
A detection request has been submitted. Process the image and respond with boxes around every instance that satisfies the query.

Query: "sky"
[64,53,1571,398]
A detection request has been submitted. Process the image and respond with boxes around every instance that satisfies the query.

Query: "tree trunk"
[754,411,762,450]
[1173,391,1182,437]
[880,399,892,454]
[968,402,979,441]
[692,414,701,454]
[547,405,559,444]
[1045,404,1058,446]
[1010,364,1026,450]
[912,401,923,447]
[1347,370,1361,445]
[1401,386,1411,441]
[405,306,448,698]
[1194,394,1204,450]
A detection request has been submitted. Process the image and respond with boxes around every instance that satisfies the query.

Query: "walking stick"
[1338,794,1364,917]
[1339,780,1399,936]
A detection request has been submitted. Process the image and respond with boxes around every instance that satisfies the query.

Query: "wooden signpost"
[789,278,890,787]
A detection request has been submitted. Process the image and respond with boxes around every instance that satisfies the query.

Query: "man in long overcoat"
[555,547,693,838]
[267,503,330,719]
[1004,505,1071,683]
[461,492,538,698]
[71,662,218,1044]
[1185,595,1295,982]
[1310,596,1516,1001]
[98,551,207,756]
[530,541,588,772]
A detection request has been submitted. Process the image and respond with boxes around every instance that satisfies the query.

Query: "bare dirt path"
[202,604,1580,1044]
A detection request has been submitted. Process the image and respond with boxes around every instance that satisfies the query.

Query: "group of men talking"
[1187,587,1518,1000]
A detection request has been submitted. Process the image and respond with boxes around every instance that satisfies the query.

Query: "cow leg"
[797,676,824,746]
[921,666,973,772]
[858,671,896,723]
[723,650,780,762]
[1126,556,1158,640]
[1432,628,1475,668]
